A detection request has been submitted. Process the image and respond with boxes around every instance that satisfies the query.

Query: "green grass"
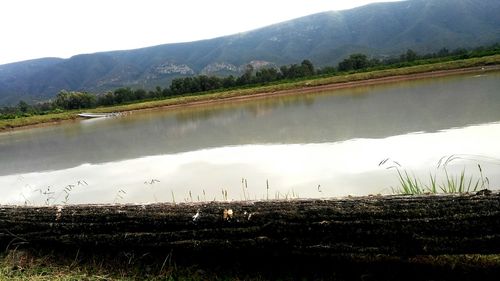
[3,250,500,280]
[0,250,274,281]
[0,250,226,281]
[1,54,500,132]
[381,155,492,195]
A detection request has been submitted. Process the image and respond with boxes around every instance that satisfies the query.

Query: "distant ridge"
[0,0,499,105]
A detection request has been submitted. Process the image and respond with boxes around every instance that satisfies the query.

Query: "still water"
[1,72,499,205]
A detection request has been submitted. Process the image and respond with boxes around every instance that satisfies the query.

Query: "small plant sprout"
[171,190,176,204]
[284,191,291,200]
[143,179,160,202]
[20,193,31,206]
[61,186,72,204]
[266,179,270,200]
[113,189,127,204]
[221,188,228,201]
[241,178,249,201]
[39,186,56,206]
[77,180,88,186]
[144,179,160,185]
[29,180,89,206]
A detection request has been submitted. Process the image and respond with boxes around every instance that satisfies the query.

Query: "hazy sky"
[0,0,402,65]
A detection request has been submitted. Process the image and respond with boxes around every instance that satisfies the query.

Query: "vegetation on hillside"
[1,43,499,123]
[0,51,499,131]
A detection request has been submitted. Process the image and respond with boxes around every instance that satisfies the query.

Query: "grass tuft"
[381,154,493,195]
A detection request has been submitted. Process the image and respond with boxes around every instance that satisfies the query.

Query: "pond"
[1,71,499,205]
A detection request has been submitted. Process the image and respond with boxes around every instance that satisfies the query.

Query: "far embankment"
[1,55,499,132]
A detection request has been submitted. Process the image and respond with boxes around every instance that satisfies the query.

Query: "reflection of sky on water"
[1,72,500,177]
[2,122,499,205]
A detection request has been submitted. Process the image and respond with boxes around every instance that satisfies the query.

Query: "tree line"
[1,43,499,119]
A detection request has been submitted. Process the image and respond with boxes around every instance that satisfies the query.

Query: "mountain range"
[0,0,499,105]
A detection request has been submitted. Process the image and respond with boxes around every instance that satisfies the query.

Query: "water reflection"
[1,72,500,177]
[1,121,499,205]
[1,72,500,204]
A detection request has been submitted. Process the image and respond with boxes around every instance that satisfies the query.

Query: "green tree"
[207,76,222,90]
[55,90,96,109]
[317,66,336,75]
[17,100,30,113]
[255,67,280,83]
[280,64,304,79]
[437,48,450,57]
[338,54,369,71]
[300,59,315,76]
[401,49,418,62]
[170,78,185,95]
[222,75,236,88]
[452,48,469,59]
[237,64,254,85]
[113,88,134,103]
[97,92,115,106]
[133,89,147,100]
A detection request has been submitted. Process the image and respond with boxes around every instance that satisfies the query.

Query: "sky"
[0,0,402,65]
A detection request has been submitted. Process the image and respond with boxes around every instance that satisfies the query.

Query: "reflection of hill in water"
[1,72,500,176]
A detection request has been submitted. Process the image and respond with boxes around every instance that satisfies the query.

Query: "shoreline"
[138,64,499,112]
[1,63,499,133]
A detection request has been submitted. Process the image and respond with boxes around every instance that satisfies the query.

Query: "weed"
[221,188,228,201]
[241,178,249,201]
[170,190,176,204]
[113,189,127,204]
[380,154,493,195]
[266,179,269,200]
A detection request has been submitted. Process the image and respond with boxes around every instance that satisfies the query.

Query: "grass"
[1,54,499,132]
[0,250,222,281]
[381,155,493,195]
[3,249,500,280]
